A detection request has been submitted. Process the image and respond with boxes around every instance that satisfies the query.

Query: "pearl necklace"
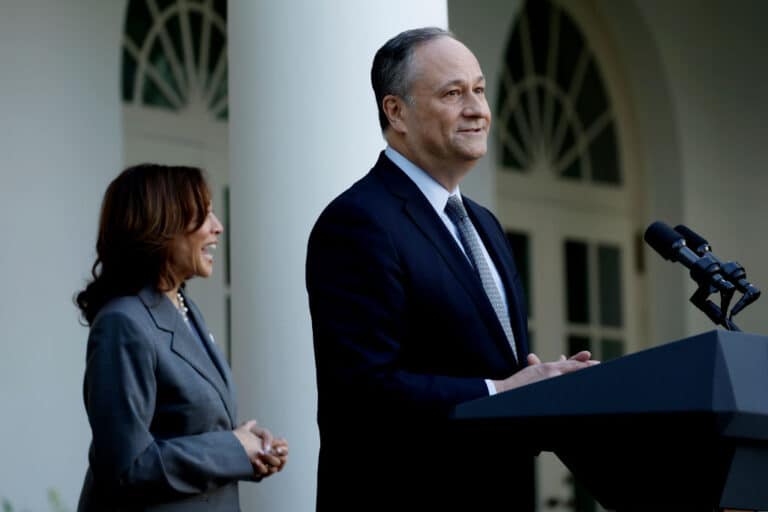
[176,292,189,322]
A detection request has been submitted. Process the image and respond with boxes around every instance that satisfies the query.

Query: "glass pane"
[522,89,536,143]
[499,95,527,170]
[155,0,176,11]
[209,68,227,110]
[598,245,623,327]
[122,47,136,102]
[536,84,547,132]
[590,122,621,184]
[526,0,551,76]
[565,240,590,323]
[568,335,590,355]
[576,59,608,128]
[124,0,152,47]
[208,24,226,77]
[189,10,204,72]
[214,0,228,20]
[555,7,583,90]
[145,38,183,108]
[506,231,531,317]
[601,338,624,361]
[142,74,174,109]
[165,14,186,81]
[501,139,523,169]
[549,96,563,142]
[561,156,581,180]
[505,17,525,83]
[559,127,580,178]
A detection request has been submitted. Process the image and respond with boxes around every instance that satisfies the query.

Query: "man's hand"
[492,350,598,393]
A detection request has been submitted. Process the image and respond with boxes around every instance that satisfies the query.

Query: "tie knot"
[444,195,468,224]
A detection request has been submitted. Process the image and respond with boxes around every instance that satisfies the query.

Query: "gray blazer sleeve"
[83,310,254,499]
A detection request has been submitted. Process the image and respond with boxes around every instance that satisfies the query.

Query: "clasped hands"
[233,419,288,478]
[492,350,599,393]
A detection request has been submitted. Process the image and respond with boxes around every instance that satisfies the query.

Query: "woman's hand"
[258,438,288,475]
[233,420,271,477]
[233,420,287,478]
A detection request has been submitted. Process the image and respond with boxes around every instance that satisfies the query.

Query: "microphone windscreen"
[644,221,684,261]
[674,224,709,250]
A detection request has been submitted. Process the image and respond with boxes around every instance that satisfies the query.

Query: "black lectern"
[453,330,768,511]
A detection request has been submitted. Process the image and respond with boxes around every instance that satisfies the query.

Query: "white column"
[0,1,124,509]
[229,2,447,510]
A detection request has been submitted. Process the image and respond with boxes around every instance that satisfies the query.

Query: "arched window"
[122,0,228,120]
[497,0,620,184]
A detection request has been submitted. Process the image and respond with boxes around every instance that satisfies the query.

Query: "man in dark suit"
[306,27,596,511]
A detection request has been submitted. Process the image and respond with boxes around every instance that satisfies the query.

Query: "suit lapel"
[371,154,516,362]
[139,287,237,425]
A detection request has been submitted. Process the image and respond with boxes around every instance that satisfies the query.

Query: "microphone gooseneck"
[643,221,756,331]
[674,224,761,319]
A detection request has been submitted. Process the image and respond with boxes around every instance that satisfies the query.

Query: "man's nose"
[463,93,489,117]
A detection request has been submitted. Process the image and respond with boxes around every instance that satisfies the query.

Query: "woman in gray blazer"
[75,164,287,511]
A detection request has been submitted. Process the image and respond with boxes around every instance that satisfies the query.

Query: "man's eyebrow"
[437,75,486,90]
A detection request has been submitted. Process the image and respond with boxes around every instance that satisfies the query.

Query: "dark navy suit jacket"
[78,287,253,512]
[307,153,534,510]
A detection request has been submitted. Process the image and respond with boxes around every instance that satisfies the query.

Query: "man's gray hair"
[370,27,454,131]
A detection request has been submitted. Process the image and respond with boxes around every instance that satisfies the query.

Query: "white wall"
[0,1,124,509]
[629,0,768,335]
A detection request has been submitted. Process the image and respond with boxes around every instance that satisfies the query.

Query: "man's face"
[399,37,491,175]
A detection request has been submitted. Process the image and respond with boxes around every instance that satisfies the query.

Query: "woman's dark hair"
[76,164,211,324]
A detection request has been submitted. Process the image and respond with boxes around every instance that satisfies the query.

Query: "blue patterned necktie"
[444,195,517,360]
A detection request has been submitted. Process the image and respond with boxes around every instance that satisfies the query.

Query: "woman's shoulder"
[94,294,146,322]
[85,295,163,371]
[89,294,158,342]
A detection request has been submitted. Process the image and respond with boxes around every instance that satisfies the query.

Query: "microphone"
[643,221,734,293]
[674,224,760,316]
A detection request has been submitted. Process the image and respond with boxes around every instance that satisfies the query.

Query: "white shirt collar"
[384,146,462,214]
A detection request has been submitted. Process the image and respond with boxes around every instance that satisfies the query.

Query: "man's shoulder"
[316,157,401,219]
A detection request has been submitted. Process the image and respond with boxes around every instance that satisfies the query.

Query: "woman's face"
[171,204,224,281]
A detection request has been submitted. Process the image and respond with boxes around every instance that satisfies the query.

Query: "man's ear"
[382,95,408,134]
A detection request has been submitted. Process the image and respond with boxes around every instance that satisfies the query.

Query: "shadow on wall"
[1,489,70,512]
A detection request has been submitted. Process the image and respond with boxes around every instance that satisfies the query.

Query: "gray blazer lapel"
[138,286,237,425]
[183,290,239,421]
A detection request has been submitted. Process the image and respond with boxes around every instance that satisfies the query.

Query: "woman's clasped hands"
[234,419,289,478]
